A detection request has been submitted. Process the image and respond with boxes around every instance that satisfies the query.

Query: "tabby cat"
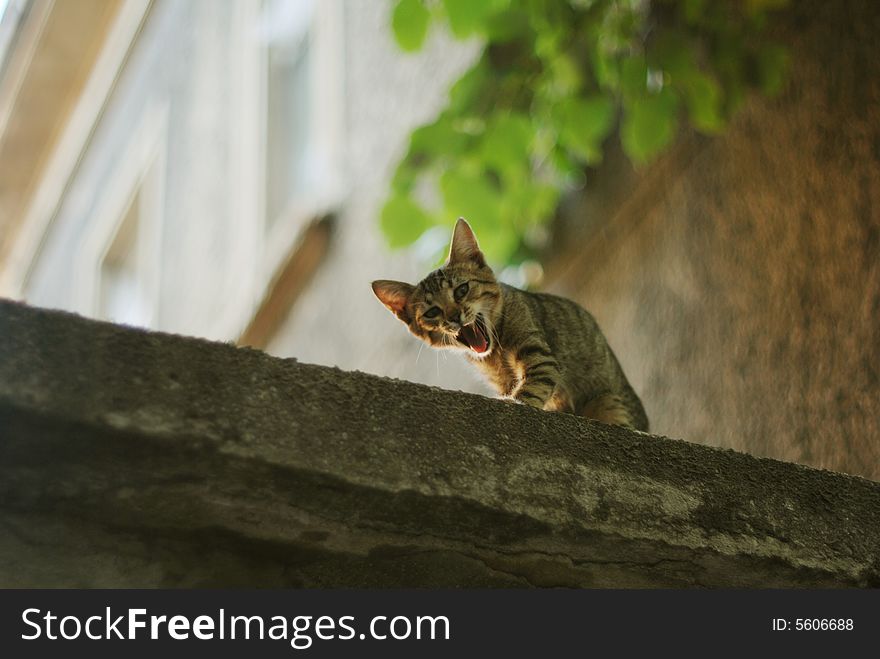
[372,218,649,430]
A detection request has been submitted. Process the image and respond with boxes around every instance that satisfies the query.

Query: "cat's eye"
[423,306,441,319]
[454,283,469,300]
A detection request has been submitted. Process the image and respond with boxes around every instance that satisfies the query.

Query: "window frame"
[74,103,167,328]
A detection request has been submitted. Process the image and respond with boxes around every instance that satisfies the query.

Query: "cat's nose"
[449,311,461,324]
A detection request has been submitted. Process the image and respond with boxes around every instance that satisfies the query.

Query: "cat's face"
[372,218,502,358]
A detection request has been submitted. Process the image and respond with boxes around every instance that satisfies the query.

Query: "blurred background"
[0,0,877,481]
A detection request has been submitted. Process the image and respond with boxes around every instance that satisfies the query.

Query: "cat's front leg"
[513,354,564,410]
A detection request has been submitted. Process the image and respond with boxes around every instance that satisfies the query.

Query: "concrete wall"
[2,300,878,588]
[547,0,880,481]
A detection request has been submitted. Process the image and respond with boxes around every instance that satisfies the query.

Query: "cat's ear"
[372,280,415,323]
[448,217,486,267]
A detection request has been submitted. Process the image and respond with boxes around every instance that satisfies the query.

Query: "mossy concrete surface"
[1,299,878,587]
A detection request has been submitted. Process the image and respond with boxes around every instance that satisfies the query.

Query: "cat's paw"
[513,395,545,410]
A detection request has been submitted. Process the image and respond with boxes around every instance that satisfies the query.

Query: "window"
[98,187,149,326]
[264,0,314,229]
[259,0,342,266]
[74,104,166,329]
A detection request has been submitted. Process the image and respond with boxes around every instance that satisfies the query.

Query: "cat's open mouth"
[457,315,490,354]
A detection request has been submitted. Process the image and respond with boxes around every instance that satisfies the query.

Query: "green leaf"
[439,166,514,264]
[384,0,790,265]
[392,0,430,52]
[381,194,432,247]
[409,117,468,159]
[620,56,648,99]
[650,31,697,83]
[439,168,502,230]
[391,163,418,194]
[483,7,530,43]
[448,60,488,113]
[682,0,706,24]
[534,27,562,63]
[682,72,724,133]
[549,144,576,176]
[477,228,521,266]
[556,95,616,164]
[442,0,506,39]
[481,113,533,179]
[621,88,679,164]
[592,44,619,91]
[756,44,789,96]
[548,52,583,95]
[506,180,560,227]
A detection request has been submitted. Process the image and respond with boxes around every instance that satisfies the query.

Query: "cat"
[372,218,649,431]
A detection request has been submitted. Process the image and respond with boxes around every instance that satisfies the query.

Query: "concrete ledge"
[1,299,878,587]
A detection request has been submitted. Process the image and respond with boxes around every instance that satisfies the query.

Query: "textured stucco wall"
[2,300,878,588]
[548,0,880,481]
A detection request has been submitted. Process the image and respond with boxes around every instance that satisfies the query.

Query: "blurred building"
[0,0,488,394]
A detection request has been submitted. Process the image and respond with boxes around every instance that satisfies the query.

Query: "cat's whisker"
[483,316,502,349]
[441,334,454,357]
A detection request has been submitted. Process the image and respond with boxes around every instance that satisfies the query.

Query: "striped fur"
[372,219,649,431]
